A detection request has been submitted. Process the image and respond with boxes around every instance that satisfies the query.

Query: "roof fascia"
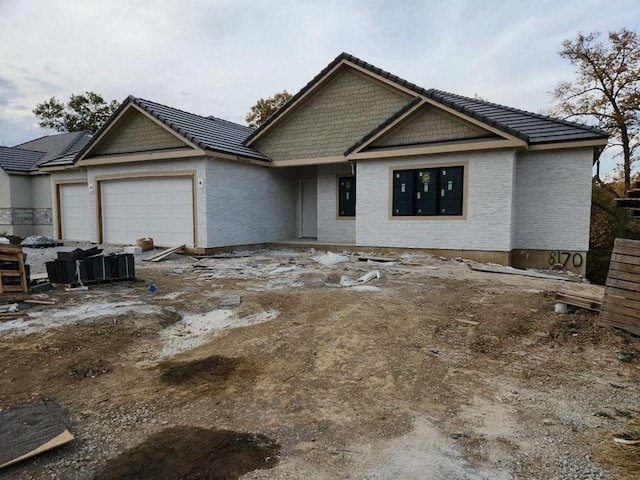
[346,138,523,161]
[526,138,609,151]
[76,149,205,167]
[39,164,77,172]
[269,156,347,167]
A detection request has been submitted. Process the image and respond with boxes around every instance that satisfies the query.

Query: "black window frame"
[392,166,464,217]
[338,175,356,217]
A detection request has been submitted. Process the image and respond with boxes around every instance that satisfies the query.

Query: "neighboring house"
[40,53,608,274]
[0,131,91,237]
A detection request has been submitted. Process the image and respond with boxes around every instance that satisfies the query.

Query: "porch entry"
[300,179,317,238]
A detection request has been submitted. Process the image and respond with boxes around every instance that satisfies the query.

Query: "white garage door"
[101,177,194,247]
[60,183,92,241]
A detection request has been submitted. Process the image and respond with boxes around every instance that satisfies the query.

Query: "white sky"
[1,0,639,172]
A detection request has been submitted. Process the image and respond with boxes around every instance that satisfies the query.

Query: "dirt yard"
[1,248,639,479]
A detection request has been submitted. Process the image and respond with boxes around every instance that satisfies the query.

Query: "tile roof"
[245,52,608,147]
[0,146,44,173]
[130,97,268,161]
[71,96,268,163]
[1,131,92,173]
[38,132,93,168]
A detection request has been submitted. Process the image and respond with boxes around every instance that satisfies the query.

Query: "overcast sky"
[1,0,639,172]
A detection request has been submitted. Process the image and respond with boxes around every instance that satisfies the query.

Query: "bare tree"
[553,29,640,196]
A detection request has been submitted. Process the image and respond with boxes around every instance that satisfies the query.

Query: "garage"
[59,183,92,241]
[100,176,194,247]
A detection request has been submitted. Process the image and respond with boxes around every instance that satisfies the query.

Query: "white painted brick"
[317,164,355,243]
[356,151,517,251]
[206,159,297,246]
[513,149,592,251]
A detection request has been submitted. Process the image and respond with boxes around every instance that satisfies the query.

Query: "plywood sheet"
[0,404,73,469]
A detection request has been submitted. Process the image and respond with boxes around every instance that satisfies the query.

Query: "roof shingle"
[245,52,608,147]
[1,131,93,173]
[131,98,268,161]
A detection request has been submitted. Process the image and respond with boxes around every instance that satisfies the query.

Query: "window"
[338,176,356,217]
[392,166,463,216]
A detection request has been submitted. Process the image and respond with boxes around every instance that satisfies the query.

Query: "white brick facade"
[317,163,355,243]
[206,159,297,247]
[356,151,517,251]
[513,148,592,251]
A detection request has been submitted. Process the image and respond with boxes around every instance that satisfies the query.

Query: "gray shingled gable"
[17,131,90,163]
[0,146,44,173]
[245,52,609,148]
[131,98,268,161]
[1,131,93,173]
[39,133,93,168]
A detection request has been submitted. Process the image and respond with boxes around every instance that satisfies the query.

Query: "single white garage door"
[101,176,194,247]
[60,183,92,241]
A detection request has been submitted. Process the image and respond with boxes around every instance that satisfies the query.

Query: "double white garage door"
[60,177,194,247]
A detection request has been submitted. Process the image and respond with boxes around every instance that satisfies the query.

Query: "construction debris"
[219,295,242,309]
[554,291,602,312]
[471,264,576,281]
[143,245,186,262]
[19,236,60,248]
[0,404,74,469]
[312,252,350,266]
[340,270,381,287]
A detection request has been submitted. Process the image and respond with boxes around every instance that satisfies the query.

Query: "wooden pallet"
[599,238,640,335]
[554,291,602,312]
[0,245,28,294]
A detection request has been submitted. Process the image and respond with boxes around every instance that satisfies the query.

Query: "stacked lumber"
[0,245,28,294]
[599,238,640,335]
[555,291,602,312]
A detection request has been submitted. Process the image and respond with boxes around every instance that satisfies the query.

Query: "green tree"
[246,90,292,128]
[553,28,640,197]
[33,91,119,133]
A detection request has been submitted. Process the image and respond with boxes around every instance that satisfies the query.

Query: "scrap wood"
[23,299,56,305]
[357,255,398,263]
[0,312,25,320]
[455,319,480,326]
[471,264,573,281]
[0,404,74,469]
[0,431,74,469]
[554,291,602,312]
[143,245,186,262]
[29,273,49,282]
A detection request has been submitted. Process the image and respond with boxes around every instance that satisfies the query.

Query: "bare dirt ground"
[1,247,639,479]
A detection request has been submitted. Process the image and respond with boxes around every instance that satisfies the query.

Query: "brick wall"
[356,150,517,251]
[374,106,491,146]
[513,149,592,251]
[206,159,297,246]
[317,163,355,243]
[255,67,412,161]
[97,112,186,155]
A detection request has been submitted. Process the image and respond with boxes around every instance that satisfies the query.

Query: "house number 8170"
[548,251,583,268]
